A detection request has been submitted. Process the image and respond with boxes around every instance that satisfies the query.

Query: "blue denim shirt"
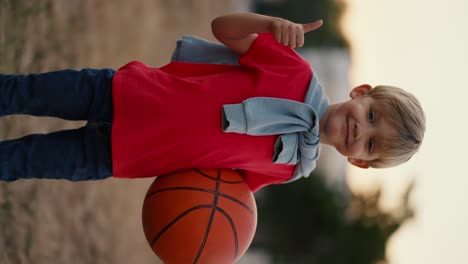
[171,35,329,183]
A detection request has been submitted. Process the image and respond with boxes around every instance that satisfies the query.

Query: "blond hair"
[367,86,426,168]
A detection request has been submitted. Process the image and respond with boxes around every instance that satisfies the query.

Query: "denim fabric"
[0,69,115,181]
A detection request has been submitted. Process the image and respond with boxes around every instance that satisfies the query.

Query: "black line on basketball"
[218,193,255,215]
[150,204,213,247]
[145,187,255,215]
[193,169,221,264]
[193,169,244,184]
[214,206,239,259]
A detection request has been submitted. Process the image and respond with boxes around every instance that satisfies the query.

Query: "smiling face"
[319,85,399,168]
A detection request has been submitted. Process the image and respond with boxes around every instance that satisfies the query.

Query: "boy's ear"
[348,158,370,169]
[350,84,372,99]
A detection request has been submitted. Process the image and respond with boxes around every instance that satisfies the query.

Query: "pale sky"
[341,0,468,263]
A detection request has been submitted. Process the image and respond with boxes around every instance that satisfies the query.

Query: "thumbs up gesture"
[270,18,323,48]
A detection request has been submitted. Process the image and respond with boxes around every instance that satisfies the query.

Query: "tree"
[252,172,414,264]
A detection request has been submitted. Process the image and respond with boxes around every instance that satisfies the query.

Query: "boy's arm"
[211,13,323,55]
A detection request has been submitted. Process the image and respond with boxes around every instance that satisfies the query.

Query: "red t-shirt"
[111,33,312,192]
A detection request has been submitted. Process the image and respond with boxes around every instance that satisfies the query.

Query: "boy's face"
[319,85,399,168]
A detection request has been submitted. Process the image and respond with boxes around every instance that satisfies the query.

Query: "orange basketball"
[142,168,257,264]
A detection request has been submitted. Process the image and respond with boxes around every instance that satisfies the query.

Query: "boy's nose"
[355,122,371,140]
[354,123,360,139]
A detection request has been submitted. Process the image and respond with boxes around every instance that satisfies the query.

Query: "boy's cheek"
[341,144,363,159]
[333,144,349,158]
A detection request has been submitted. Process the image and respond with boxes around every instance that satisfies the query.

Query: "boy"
[0,13,425,192]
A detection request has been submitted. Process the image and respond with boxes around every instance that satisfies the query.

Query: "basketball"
[142,168,258,264]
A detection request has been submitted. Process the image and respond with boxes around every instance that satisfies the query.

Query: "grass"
[0,0,232,263]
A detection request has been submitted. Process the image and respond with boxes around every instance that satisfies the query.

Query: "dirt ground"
[0,0,234,263]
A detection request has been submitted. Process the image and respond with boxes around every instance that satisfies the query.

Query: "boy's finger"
[288,30,297,49]
[302,20,323,33]
[274,30,282,44]
[282,29,289,45]
[288,27,297,48]
[297,31,304,47]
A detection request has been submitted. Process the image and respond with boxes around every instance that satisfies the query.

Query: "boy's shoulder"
[171,35,240,65]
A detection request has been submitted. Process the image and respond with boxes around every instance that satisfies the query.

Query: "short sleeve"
[239,33,309,71]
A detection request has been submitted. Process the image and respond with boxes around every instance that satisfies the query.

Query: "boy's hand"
[270,19,323,48]
[212,13,323,55]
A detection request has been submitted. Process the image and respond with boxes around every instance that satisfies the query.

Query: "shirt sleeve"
[239,33,310,72]
[238,170,291,193]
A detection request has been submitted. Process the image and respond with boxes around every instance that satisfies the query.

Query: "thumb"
[302,19,323,33]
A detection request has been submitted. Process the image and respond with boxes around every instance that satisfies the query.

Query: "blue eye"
[368,109,375,124]
[367,138,374,153]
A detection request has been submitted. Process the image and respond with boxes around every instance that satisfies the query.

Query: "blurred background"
[1,0,466,263]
